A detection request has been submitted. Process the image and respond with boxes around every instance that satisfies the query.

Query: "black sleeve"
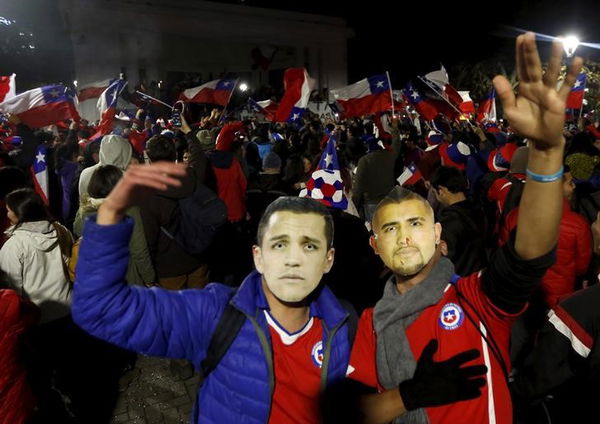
[482,232,556,314]
[511,317,581,400]
[12,123,39,169]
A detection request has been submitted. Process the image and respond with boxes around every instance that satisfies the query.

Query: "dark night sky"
[234,0,600,85]
[2,0,600,91]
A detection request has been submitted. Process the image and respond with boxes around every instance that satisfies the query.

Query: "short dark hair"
[0,167,28,199]
[373,186,433,227]
[430,166,468,194]
[88,165,123,198]
[5,188,50,224]
[256,197,334,249]
[145,135,176,162]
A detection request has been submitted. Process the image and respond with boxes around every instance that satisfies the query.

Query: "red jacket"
[0,290,38,424]
[349,274,518,424]
[208,151,247,222]
[500,199,592,308]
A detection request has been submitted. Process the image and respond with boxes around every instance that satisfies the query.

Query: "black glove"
[398,339,487,410]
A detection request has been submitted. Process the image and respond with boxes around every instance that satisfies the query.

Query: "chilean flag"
[0,74,16,103]
[30,144,49,205]
[403,82,439,121]
[459,91,475,114]
[397,162,423,186]
[179,78,237,106]
[0,84,80,128]
[330,74,393,118]
[274,68,314,123]
[423,65,464,108]
[92,79,128,138]
[248,97,278,121]
[476,89,497,123]
[566,73,586,109]
[78,79,113,102]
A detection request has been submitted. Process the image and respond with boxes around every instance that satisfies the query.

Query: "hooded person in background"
[78,134,133,199]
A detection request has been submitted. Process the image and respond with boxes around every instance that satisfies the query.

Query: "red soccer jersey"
[266,311,324,424]
[349,273,521,424]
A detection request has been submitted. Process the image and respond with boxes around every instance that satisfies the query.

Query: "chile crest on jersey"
[438,302,464,330]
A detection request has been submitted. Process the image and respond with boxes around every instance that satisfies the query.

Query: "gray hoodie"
[78,134,133,198]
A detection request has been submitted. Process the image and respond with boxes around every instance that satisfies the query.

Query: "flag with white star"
[566,73,586,109]
[274,68,314,123]
[330,74,393,118]
[30,143,49,204]
[0,84,80,128]
[93,79,128,138]
[179,77,238,107]
[402,82,439,121]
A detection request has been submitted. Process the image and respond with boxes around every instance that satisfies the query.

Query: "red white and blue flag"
[422,65,464,109]
[93,79,128,138]
[403,82,439,121]
[566,73,586,109]
[30,144,49,205]
[78,79,114,102]
[459,91,475,114]
[0,74,16,103]
[179,78,237,106]
[397,162,423,186]
[476,89,497,123]
[330,74,393,118]
[274,68,314,123]
[248,97,278,121]
[0,84,80,128]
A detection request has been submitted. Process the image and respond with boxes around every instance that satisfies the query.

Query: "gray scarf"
[374,257,455,424]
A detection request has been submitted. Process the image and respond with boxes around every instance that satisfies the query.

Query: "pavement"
[110,355,201,424]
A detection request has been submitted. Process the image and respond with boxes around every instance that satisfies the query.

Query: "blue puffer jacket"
[72,216,353,423]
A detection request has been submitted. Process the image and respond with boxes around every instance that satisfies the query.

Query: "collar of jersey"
[264,310,315,345]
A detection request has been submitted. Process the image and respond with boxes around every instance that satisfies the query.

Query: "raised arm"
[493,33,583,259]
[73,163,225,362]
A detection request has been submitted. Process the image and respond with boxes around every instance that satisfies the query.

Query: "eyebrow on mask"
[301,236,321,246]
[407,217,426,224]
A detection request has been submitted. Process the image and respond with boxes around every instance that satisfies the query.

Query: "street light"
[239,83,248,92]
[561,35,580,57]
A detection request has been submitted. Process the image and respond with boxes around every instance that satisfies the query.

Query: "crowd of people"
[1,32,600,424]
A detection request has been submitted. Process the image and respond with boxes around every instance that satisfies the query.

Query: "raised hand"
[98,162,187,225]
[493,32,583,150]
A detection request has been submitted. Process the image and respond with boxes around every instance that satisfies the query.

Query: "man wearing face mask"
[71,161,489,424]
[348,33,583,424]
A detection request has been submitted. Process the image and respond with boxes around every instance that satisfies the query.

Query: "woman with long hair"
[0,188,72,323]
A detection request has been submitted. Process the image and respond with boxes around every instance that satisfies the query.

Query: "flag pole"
[386,71,395,117]
[218,78,239,125]
[417,75,474,128]
[135,90,173,109]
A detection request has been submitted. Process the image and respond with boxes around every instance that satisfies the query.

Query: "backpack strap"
[200,296,247,379]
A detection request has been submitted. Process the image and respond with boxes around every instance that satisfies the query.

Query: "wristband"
[526,166,564,183]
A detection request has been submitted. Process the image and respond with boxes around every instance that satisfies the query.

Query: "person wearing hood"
[78,134,133,199]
